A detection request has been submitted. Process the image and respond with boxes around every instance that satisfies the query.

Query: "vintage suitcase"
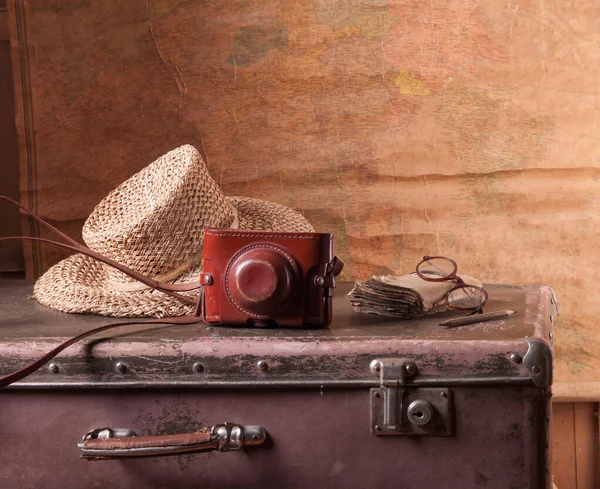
[0,279,556,489]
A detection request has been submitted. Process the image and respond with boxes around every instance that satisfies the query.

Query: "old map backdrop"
[8,0,600,389]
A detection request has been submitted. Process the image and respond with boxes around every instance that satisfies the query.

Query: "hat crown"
[82,145,235,283]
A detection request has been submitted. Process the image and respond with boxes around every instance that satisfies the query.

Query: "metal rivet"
[193,362,204,373]
[116,362,127,374]
[203,274,212,284]
[48,363,59,374]
[375,425,382,432]
[510,353,523,364]
[532,366,541,374]
[374,392,381,398]
[315,277,325,286]
[440,391,448,399]
[404,362,417,377]
[257,360,268,371]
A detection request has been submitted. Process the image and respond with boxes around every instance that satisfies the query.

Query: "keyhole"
[407,400,434,427]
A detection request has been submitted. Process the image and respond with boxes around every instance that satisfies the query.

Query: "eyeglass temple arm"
[467,307,484,315]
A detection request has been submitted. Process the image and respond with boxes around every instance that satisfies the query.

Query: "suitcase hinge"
[369,358,452,436]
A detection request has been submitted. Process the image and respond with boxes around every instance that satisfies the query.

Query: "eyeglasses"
[415,255,488,313]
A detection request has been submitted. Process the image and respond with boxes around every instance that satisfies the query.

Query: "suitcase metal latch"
[370,358,452,436]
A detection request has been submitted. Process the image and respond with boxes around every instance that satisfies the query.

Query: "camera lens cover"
[225,244,300,318]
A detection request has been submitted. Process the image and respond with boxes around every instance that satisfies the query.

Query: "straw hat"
[33,144,315,318]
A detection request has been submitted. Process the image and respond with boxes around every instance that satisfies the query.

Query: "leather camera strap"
[0,195,206,388]
[0,315,204,388]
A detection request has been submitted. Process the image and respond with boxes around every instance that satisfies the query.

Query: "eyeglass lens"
[417,257,456,279]
[417,256,487,310]
[447,286,486,310]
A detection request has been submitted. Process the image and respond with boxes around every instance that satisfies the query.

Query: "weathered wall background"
[0,0,22,273]
[7,0,600,386]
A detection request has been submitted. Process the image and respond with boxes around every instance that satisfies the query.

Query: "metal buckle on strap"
[314,256,344,294]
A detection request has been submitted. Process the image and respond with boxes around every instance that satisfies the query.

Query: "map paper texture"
[8,0,600,384]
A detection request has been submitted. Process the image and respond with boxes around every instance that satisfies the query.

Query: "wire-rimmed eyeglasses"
[415,255,488,314]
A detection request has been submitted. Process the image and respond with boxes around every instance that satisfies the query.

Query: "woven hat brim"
[33,197,315,318]
[33,253,199,318]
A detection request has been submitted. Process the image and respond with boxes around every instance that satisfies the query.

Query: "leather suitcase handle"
[78,422,267,459]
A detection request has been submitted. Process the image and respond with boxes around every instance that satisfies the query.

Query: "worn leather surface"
[0,387,550,488]
[83,430,211,450]
[202,229,339,327]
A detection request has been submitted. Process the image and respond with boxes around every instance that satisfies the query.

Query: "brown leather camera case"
[200,229,342,327]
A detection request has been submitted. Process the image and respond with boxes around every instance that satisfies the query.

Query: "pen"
[439,309,518,327]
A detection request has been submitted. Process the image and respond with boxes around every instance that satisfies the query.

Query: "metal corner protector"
[523,337,553,387]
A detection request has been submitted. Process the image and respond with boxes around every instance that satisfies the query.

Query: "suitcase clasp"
[370,358,452,436]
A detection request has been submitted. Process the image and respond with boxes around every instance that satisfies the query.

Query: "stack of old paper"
[348,273,483,319]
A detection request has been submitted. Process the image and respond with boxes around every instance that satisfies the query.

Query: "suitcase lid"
[0,280,556,389]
